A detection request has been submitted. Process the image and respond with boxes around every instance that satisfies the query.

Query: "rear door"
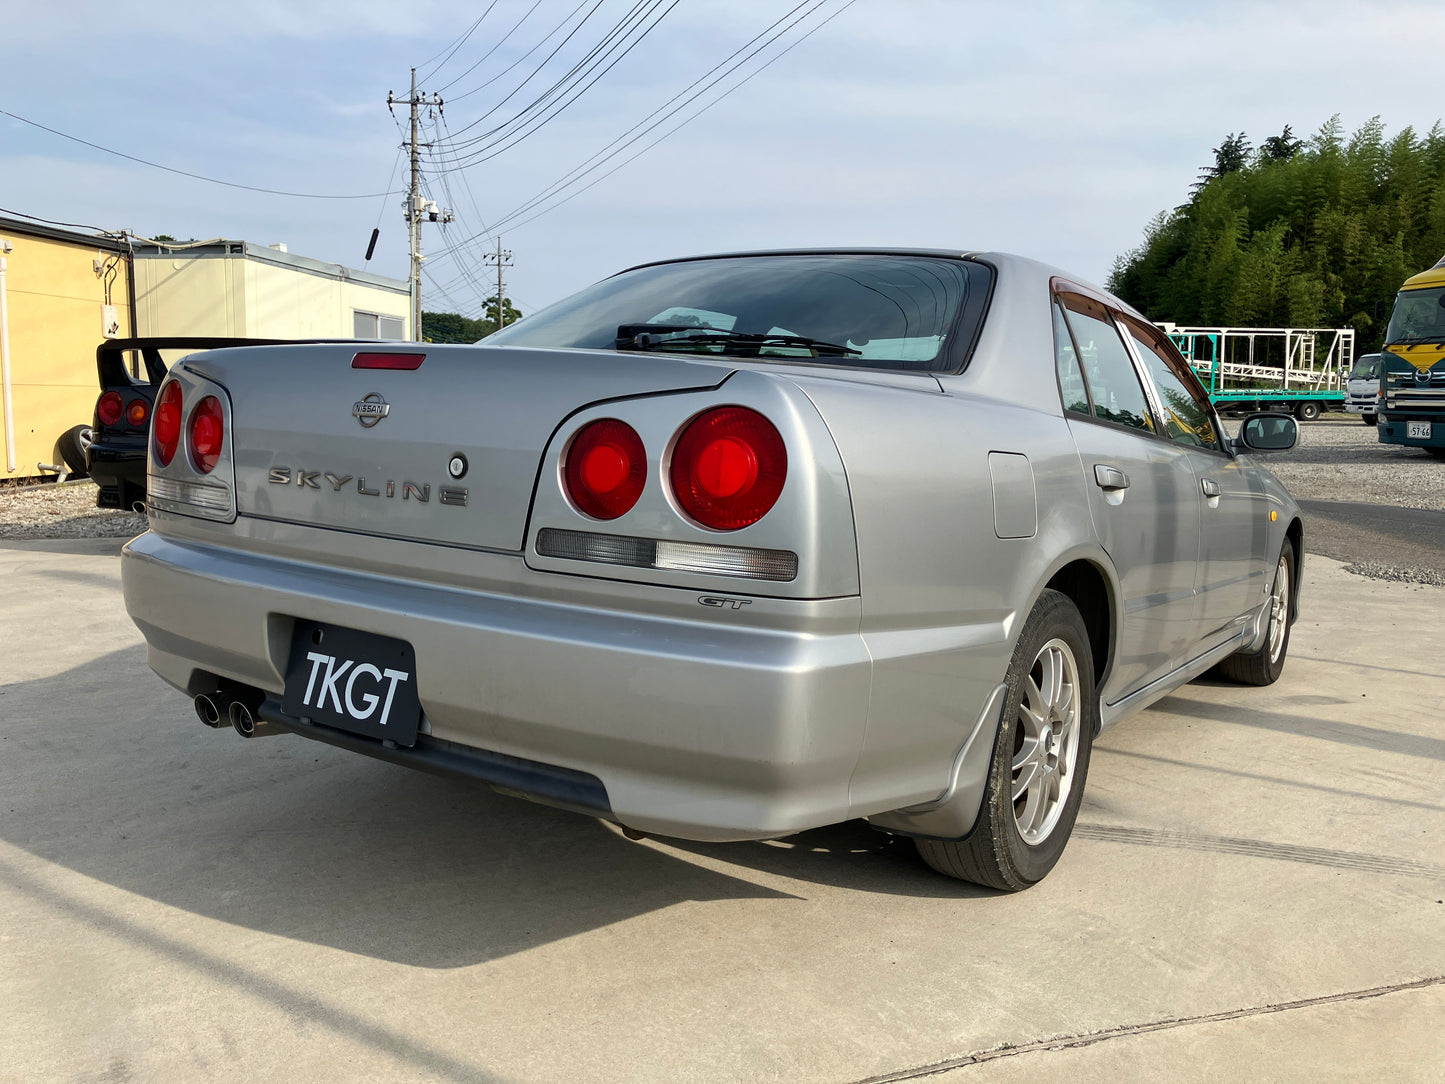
[1053,295,1200,702]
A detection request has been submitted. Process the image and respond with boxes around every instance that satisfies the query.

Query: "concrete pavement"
[0,537,1441,1082]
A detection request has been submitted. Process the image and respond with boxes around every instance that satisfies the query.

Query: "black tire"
[1426,447,1445,460]
[1294,401,1321,422]
[56,425,92,478]
[915,589,1097,891]
[1361,413,1377,426]
[1212,543,1295,686]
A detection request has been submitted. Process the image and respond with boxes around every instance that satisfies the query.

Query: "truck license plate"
[281,621,421,745]
[1407,421,1432,439]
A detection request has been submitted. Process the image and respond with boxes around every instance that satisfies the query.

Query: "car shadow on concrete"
[0,536,133,557]
[0,644,993,969]
[1,646,808,970]
[656,820,998,900]
[1159,692,1445,761]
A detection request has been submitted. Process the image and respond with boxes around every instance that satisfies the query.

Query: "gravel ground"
[0,481,146,540]
[1246,416,1444,511]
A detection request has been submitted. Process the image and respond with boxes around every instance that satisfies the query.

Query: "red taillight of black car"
[153,382,183,467]
[564,419,646,520]
[669,406,787,530]
[98,391,124,427]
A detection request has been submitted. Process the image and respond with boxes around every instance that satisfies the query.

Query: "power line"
[436,0,617,138]
[434,0,553,98]
[465,0,857,242]
[1,108,403,200]
[416,1,502,83]
[462,0,822,219]
[416,0,858,300]
[0,205,112,234]
[432,0,682,167]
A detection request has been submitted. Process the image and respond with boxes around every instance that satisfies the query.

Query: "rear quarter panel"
[792,372,1103,812]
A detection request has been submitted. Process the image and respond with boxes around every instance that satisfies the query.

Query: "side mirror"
[1232,412,1297,453]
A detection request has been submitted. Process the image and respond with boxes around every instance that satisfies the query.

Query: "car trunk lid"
[181,343,732,552]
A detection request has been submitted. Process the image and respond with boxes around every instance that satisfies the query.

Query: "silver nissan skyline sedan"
[121,249,1302,891]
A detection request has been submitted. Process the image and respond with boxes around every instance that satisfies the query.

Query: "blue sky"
[3,1,1444,318]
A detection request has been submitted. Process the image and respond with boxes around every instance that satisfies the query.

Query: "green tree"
[421,310,487,343]
[421,300,526,343]
[1109,115,1445,348]
[482,296,524,332]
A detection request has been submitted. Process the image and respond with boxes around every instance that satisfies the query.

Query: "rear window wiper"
[615,323,861,358]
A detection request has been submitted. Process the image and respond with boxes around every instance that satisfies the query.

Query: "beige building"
[0,215,134,478]
[131,240,409,340]
[0,217,409,480]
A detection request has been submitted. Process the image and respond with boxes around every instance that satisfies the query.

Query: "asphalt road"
[1297,499,1445,585]
[2,538,1442,1082]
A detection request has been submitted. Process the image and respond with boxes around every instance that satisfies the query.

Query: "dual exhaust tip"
[193,688,277,738]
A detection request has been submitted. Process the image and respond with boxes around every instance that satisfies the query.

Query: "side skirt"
[1099,628,1248,730]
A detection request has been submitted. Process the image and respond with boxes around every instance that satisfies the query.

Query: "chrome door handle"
[1201,478,1221,498]
[1094,464,1130,490]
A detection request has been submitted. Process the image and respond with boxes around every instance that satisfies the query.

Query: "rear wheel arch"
[1042,559,1113,721]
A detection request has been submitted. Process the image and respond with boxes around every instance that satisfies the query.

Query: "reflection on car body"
[121,249,1302,891]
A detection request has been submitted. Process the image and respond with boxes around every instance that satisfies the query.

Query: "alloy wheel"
[1011,637,1082,845]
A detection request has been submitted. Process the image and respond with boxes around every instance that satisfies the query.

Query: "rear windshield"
[484,254,990,372]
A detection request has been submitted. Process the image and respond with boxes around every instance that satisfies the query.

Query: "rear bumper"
[87,438,147,508]
[122,528,879,841]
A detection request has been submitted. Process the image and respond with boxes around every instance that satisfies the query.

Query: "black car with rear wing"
[88,337,348,510]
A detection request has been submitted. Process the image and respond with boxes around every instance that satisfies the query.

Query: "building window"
[353,310,405,340]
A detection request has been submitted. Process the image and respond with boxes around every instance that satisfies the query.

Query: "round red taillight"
[126,399,149,427]
[98,391,123,427]
[564,419,646,520]
[153,382,183,467]
[188,395,226,474]
[670,406,786,530]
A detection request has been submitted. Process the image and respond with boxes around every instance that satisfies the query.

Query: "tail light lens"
[670,406,786,530]
[153,382,183,466]
[126,399,149,427]
[98,391,123,427]
[188,395,226,474]
[564,419,646,520]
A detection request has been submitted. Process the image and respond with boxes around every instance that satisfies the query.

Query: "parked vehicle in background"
[1344,352,1382,425]
[1378,256,1445,457]
[1159,323,1353,421]
[88,337,326,510]
[120,249,1304,892]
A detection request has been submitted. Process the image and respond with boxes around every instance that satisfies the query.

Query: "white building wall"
[133,244,409,339]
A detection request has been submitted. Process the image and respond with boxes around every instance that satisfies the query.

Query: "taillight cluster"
[152,381,226,475]
[98,390,149,429]
[562,406,786,531]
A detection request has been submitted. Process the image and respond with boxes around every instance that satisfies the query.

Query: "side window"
[1123,320,1219,449]
[1059,297,1154,433]
[1052,301,1091,414]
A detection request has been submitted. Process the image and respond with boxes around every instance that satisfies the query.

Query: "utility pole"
[484,238,514,330]
[388,69,447,342]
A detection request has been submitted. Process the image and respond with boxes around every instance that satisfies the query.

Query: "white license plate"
[1407,421,1432,439]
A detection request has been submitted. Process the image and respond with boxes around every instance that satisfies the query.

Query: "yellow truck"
[1378,256,1445,456]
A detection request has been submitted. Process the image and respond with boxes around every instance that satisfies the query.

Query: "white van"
[1345,353,1381,424]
